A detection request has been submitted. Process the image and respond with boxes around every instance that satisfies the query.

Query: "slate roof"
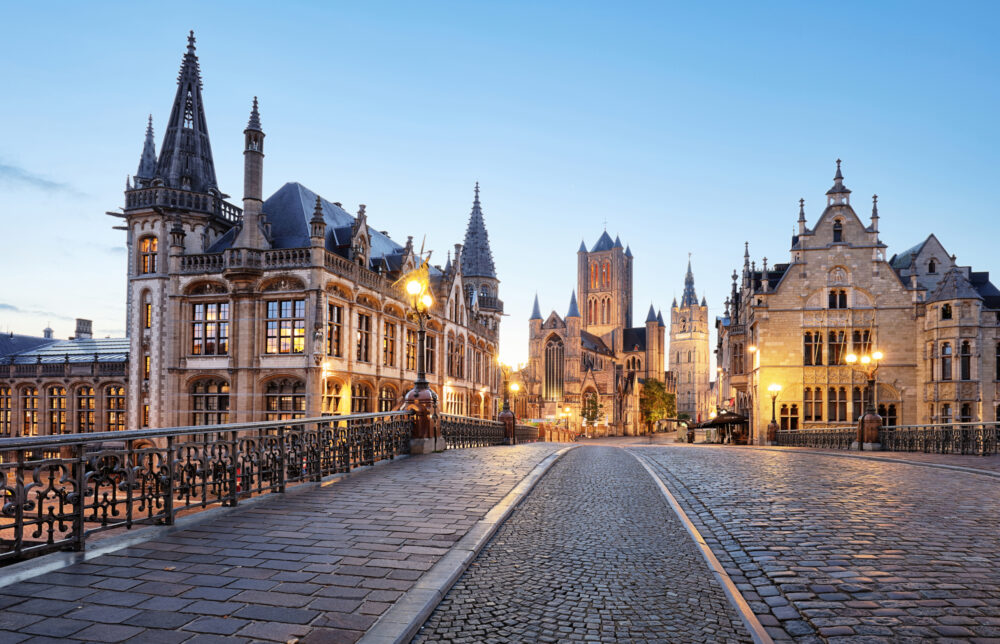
[529,294,542,321]
[590,232,615,252]
[623,327,647,352]
[567,291,581,318]
[645,304,657,323]
[889,237,929,270]
[580,331,614,356]
[3,338,129,365]
[460,183,497,279]
[0,334,56,358]
[927,267,982,303]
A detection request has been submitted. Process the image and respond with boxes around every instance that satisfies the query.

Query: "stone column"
[404,387,443,454]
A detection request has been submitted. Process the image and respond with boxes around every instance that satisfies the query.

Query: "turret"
[135,115,156,187]
[233,98,267,250]
[870,194,880,233]
[797,198,807,235]
[310,196,326,247]
[826,158,851,207]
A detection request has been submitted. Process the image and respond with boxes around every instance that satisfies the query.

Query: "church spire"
[460,181,497,279]
[530,293,542,321]
[826,158,851,205]
[567,290,581,318]
[680,253,698,307]
[154,31,219,194]
[135,115,157,184]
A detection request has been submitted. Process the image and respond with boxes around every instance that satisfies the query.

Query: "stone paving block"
[71,623,145,643]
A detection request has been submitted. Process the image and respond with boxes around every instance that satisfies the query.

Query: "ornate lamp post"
[845,350,883,450]
[498,362,517,445]
[403,275,440,453]
[766,383,781,445]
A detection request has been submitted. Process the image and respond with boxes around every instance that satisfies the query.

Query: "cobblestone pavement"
[0,443,561,644]
[413,446,751,643]
[758,445,1000,475]
[636,444,1000,642]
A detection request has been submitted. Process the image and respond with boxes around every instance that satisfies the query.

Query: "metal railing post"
[164,435,175,525]
[74,442,86,552]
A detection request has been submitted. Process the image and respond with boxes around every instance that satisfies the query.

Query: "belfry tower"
[670,255,711,421]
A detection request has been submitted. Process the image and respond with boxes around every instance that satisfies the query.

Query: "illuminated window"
[378,386,396,412]
[265,379,305,421]
[352,383,373,413]
[142,404,150,428]
[405,329,417,370]
[76,386,95,432]
[828,330,847,365]
[106,385,126,431]
[192,302,230,355]
[323,380,343,415]
[48,386,67,435]
[21,386,39,436]
[356,312,372,362]
[191,379,229,426]
[142,291,153,329]
[383,322,396,367]
[544,338,565,401]
[327,303,344,357]
[143,353,151,380]
[425,335,436,374]
[803,387,822,422]
[139,236,158,274]
[0,386,10,437]
[265,299,305,354]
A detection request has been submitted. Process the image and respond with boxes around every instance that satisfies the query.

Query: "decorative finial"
[147,114,153,133]
[603,218,607,231]
[247,96,262,130]
[312,195,324,220]
[187,30,196,52]
[872,194,879,213]
[357,204,366,217]
[798,198,806,221]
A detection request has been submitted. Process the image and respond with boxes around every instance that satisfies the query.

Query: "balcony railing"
[0,412,412,564]
[776,422,1000,456]
[440,414,505,448]
[125,187,242,224]
[515,424,539,444]
[0,360,128,379]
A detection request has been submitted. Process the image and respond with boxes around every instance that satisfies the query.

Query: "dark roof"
[645,304,657,323]
[529,294,542,320]
[590,231,615,252]
[927,267,982,303]
[889,237,930,270]
[460,183,496,279]
[3,338,129,365]
[566,291,581,318]
[970,272,1000,299]
[578,240,587,253]
[623,327,647,352]
[0,333,56,358]
[580,331,614,356]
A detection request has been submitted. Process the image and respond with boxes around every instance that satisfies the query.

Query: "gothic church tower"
[577,231,633,349]
[670,256,711,421]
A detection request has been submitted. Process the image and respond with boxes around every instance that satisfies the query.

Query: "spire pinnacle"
[135,114,157,182]
[530,293,542,321]
[872,194,879,216]
[645,303,657,323]
[461,182,497,279]
[681,254,698,307]
[567,290,581,318]
[826,158,851,196]
[247,96,262,131]
[798,198,806,222]
[187,30,196,53]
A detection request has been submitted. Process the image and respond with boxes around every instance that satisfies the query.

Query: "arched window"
[378,386,396,412]
[941,343,953,381]
[928,260,937,274]
[323,380,343,415]
[879,404,898,426]
[804,331,822,366]
[0,386,11,437]
[76,386,95,432]
[828,386,847,422]
[828,330,847,364]
[803,387,821,422]
[21,387,39,437]
[960,341,972,381]
[544,337,565,402]
[265,379,306,420]
[106,385,126,431]
[941,403,953,424]
[48,386,67,435]
[352,383,373,413]
[590,262,599,289]
[832,220,843,243]
[191,379,230,426]
[138,236,158,274]
[941,303,952,320]
[852,386,864,421]
[960,403,972,423]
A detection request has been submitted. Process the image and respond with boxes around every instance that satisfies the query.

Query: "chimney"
[74,318,93,340]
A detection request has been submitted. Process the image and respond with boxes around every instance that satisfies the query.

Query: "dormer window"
[832,220,843,243]
[928,260,937,274]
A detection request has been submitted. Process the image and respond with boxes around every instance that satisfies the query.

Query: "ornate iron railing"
[0,412,412,564]
[776,422,1000,455]
[775,426,856,449]
[440,414,505,448]
[515,424,538,443]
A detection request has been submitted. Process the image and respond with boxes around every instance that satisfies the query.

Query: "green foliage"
[639,379,673,431]
[581,392,603,424]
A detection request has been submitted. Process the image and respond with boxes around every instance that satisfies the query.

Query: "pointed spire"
[672,297,678,308]
[826,158,851,196]
[155,31,218,194]
[681,253,698,307]
[567,290,581,318]
[444,250,452,273]
[657,310,665,327]
[247,96,262,131]
[590,231,615,252]
[624,244,633,258]
[613,235,623,249]
[310,195,326,244]
[645,304,657,323]
[460,182,497,279]
[135,115,157,182]
[871,194,879,217]
[798,198,806,222]
[700,296,707,307]
[578,239,587,253]
[530,294,542,321]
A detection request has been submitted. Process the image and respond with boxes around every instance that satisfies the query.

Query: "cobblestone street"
[637,444,1000,642]
[413,446,751,643]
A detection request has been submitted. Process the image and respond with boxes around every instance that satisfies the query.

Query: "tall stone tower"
[670,256,711,422]
[577,231,633,346]
[461,182,502,333]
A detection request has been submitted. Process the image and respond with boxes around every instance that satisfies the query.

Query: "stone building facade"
[669,258,712,422]
[522,232,669,436]
[716,161,1000,441]
[103,34,503,431]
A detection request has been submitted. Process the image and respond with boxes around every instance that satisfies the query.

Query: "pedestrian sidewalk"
[0,443,563,644]
[749,445,1000,476]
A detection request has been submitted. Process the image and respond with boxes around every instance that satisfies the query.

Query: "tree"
[639,378,674,433]
[581,392,604,425]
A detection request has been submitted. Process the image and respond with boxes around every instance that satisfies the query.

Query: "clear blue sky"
[1,1,997,368]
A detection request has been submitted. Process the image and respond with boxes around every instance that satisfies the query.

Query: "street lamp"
[845,349,884,450]
[405,277,434,392]
[767,383,781,425]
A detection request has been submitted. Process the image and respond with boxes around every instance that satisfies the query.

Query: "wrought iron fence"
[515,424,539,444]
[776,422,1000,456]
[440,414,506,448]
[775,426,856,449]
[0,412,412,564]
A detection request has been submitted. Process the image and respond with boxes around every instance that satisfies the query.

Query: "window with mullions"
[405,329,417,370]
[879,403,898,426]
[357,313,372,362]
[265,380,306,420]
[828,330,847,365]
[142,292,153,329]
[76,386,95,432]
[803,332,822,366]
[139,236,158,274]
[265,299,305,354]
[378,386,396,412]
[803,387,822,422]
[48,386,67,435]
[191,379,230,426]
[425,335,436,374]
[352,383,372,413]
[960,341,972,381]
[828,289,847,309]
[383,322,396,367]
[22,386,39,436]
[828,386,847,422]
[852,386,865,421]
[327,304,344,357]
[322,380,342,415]
[0,386,11,437]
[941,343,953,380]
[852,329,872,355]
[192,302,230,355]
[779,404,799,430]
[106,386,126,431]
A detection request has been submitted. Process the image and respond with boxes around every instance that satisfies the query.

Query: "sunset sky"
[1,1,997,366]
